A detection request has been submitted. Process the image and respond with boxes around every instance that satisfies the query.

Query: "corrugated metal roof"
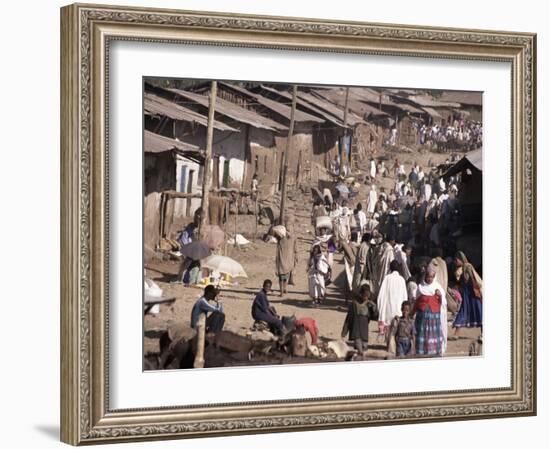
[144,130,201,154]
[350,88,401,107]
[219,82,324,123]
[422,107,443,119]
[386,88,420,95]
[439,91,482,107]
[392,102,425,114]
[295,91,364,126]
[144,92,239,132]
[165,87,287,131]
[407,95,461,108]
[312,88,389,118]
[259,85,346,127]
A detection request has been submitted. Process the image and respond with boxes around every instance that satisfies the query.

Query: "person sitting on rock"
[251,279,284,336]
[190,285,225,334]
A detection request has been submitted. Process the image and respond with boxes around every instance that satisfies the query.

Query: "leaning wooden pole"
[342,87,350,165]
[279,85,297,226]
[193,314,206,368]
[198,81,217,240]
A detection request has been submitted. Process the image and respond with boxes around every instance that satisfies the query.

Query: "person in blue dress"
[451,251,483,340]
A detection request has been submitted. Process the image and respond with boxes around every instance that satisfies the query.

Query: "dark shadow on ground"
[144,329,166,339]
[280,297,348,313]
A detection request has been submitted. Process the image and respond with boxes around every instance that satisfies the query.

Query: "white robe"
[378,271,408,326]
[356,210,367,233]
[308,255,329,300]
[423,183,432,202]
[370,161,376,179]
[367,188,378,214]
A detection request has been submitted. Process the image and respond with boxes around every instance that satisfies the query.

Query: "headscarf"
[455,251,483,298]
[416,266,444,297]
[416,267,448,354]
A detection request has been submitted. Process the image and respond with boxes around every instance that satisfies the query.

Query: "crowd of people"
[305,154,483,358]
[385,116,483,153]
[183,151,483,361]
[416,118,483,152]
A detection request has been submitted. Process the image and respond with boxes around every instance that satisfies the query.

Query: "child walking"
[341,284,378,357]
[388,301,416,357]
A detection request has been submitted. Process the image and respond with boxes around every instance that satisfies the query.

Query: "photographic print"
[61,4,535,443]
[143,79,483,369]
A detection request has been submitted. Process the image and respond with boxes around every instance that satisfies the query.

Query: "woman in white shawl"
[413,266,448,356]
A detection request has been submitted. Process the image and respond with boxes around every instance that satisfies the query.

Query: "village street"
[144,147,480,366]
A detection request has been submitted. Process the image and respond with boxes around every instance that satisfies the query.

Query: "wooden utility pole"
[193,314,206,368]
[279,85,297,226]
[254,195,258,242]
[342,87,350,166]
[343,87,350,128]
[198,81,217,240]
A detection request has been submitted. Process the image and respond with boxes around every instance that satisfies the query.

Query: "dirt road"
[144,148,482,362]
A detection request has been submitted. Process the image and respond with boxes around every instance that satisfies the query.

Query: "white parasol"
[201,255,248,278]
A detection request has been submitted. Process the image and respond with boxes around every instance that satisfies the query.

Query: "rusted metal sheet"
[438,91,483,107]
[312,88,389,118]
[421,106,443,119]
[219,82,324,124]
[295,90,365,126]
[260,85,350,127]
[144,130,201,154]
[406,95,462,108]
[144,92,239,132]
[165,87,288,131]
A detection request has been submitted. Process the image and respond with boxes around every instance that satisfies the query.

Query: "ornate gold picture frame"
[60,3,536,445]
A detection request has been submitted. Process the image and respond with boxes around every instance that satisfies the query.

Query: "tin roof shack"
[442,148,482,225]
[213,82,325,195]
[258,85,387,183]
[438,91,483,122]
[310,88,389,165]
[345,88,426,148]
[395,93,462,127]
[143,131,202,251]
[154,85,290,198]
[252,84,344,187]
[144,91,232,227]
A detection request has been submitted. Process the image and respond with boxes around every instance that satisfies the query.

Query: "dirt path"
[144,148,482,360]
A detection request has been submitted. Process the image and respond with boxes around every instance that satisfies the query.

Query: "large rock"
[212,330,254,353]
[327,340,353,359]
[167,322,197,342]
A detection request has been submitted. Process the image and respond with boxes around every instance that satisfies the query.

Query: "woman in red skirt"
[413,267,447,356]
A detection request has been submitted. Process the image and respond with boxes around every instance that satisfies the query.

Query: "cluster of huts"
[144,81,482,250]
